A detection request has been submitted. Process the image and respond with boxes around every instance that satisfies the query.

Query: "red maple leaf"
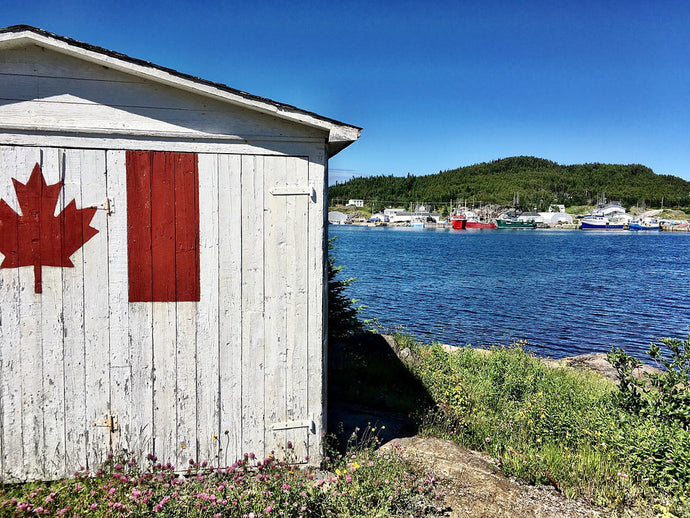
[0,163,99,293]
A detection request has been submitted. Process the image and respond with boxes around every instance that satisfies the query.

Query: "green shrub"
[609,334,690,430]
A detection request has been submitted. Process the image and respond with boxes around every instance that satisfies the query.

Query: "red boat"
[450,214,466,229]
[466,220,496,229]
[463,210,495,229]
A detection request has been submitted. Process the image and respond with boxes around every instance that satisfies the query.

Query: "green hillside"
[329,156,690,211]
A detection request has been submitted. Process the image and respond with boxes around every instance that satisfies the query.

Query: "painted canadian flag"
[0,150,200,302]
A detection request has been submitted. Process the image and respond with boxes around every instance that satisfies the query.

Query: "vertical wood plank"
[218,154,243,465]
[0,146,23,480]
[307,150,328,461]
[106,150,133,456]
[151,152,178,465]
[128,296,154,458]
[173,152,200,301]
[60,149,88,473]
[82,149,111,470]
[126,150,155,459]
[285,156,310,461]
[151,152,176,302]
[16,146,45,479]
[176,299,197,467]
[263,156,288,457]
[174,153,199,466]
[151,306,177,464]
[39,147,65,478]
[241,155,265,458]
[196,153,220,464]
[126,150,153,302]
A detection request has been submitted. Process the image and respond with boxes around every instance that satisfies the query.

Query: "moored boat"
[496,216,537,229]
[581,200,631,230]
[628,218,660,231]
[450,214,466,230]
[463,210,496,229]
[580,216,626,230]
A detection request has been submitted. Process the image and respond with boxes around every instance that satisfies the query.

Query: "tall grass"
[398,336,690,516]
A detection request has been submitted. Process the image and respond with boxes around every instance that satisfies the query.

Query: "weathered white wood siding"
[0,145,324,481]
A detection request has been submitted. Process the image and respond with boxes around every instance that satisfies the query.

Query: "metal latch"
[270,418,315,434]
[270,186,316,202]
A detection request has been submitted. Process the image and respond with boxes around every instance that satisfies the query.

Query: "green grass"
[396,335,690,516]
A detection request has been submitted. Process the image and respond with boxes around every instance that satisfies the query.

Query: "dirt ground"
[381,436,601,518]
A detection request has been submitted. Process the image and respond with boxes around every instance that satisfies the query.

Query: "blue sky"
[3,0,690,182]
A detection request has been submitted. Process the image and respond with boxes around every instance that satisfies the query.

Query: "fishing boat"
[464,210,496,229]
[580,215,626,230]
[628,218,660,231]
[450,213,466,230]
[496,215,537,229]
[581,200,630,230]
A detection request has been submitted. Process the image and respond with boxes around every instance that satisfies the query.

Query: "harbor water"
[329,225,690,359]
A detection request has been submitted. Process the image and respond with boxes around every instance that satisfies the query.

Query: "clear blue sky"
[4,0,690,183]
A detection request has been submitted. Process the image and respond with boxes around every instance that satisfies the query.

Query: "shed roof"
[0,25,361,156]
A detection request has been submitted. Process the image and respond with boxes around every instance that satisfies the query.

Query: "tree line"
[328,156,690,212]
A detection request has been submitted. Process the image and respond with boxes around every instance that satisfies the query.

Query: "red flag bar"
[126,150,200,302]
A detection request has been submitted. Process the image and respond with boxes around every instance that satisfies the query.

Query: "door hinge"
[93,415,118,433]
[97,198,115,215]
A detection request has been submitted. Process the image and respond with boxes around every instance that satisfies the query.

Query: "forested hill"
[328,156,690,210]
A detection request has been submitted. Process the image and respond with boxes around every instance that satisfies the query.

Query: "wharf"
[661,224,690,232]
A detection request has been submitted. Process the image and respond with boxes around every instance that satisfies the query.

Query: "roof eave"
[0,25,361,153]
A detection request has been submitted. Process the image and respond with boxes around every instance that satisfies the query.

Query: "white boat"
[581,201,631,230]
[580,215,626,230]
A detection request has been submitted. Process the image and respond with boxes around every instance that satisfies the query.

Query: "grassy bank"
[395,335,690,517]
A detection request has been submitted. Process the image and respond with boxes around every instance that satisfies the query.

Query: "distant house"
[347,199,364,207]
[384,208,405,218]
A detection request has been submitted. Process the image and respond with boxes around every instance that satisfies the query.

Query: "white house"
[347,199,364,207]
[384,207,405,218]
[0,25,360,481]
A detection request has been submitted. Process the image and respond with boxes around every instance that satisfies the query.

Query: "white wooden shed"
[0,25,360,481]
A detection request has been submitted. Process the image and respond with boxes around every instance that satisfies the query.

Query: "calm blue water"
[329,225,690,359]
